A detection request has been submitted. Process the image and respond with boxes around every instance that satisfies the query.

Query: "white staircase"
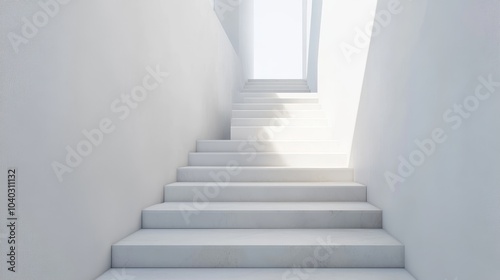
[97,80,416,280]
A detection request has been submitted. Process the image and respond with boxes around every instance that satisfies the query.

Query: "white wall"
[239,0,255,82]
[316,0,378,159]
[306,0,322,92]
[351,0,500,279]
[0,1,241,279]
[214,0,254,83]
[214,0,240,53]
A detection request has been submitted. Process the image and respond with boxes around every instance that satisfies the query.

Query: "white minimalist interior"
[0,0,498,280]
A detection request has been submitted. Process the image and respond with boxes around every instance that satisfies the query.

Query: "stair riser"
[246,83,308,86]
[231,127,333,141]
[248,79,307,82]
[243,89,311,93]
[241,93,317,98]
[233,104,321,110]
[112,245,404,268]
[196,140,342,153]
[188,153,347,167]
[176,168,353,182]
[231,118,328,126]
[244,85,310,88]
[98,268,417,280]
[164,185,367,202]
[242,89,311,93]
[232,110,325,118]
[243,98,317,104]
[142,211,382,229]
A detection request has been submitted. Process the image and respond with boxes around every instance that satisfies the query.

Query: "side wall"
[0,0,241,279]
[239,0,254,81]
[351,0,500,279]
[214,0,239,53]
[215,0,254,82]
[316,0,378,158]
[306,0,322,92]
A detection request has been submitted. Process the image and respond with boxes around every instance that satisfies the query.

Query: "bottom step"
[111,229,404,268]
[97,268,416,280]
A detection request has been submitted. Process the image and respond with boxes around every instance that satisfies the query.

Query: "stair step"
[164,182,366,202]
[231,126,333,141]
[242,89,311,93]
[243,88,311,92]
[176,167,353,182]
[188,152,347,167]
[97,268,416,280]
[243,97,317,103]
[248,79,308,83]
[245,81,308,84]
[232,110,325,118]
[196,140,342,153]
[142,202,382,229]
[245,84,308,87]
[241,93,318,98]
[231,118,328,126]
[111,229,404,268]
[233,103,320,110]
[244,84,310,88]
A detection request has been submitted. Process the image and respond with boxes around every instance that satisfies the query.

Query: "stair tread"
[241,90,312,92]
[233,104,319,107]
[241,96,317,98]
[113,229,402,246]
[98,268,416,280]
[177,167,353,182]
[243,98,317,101]
[232,109,324,111]
[164,182,366,202]
[232,110,326,118]
[178,166,352,170]
[233,103,318,105]
[248,79,307,81]
[241,93,317,96]
[243,88,311,89]
[231,118,329,126]
[196,140,343,153]
[231,117,327,120]
[165,182,364,187]
[231,125,330,128]
[189,152,345,155]
[197,140,339,143]
[145,202,380,211]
